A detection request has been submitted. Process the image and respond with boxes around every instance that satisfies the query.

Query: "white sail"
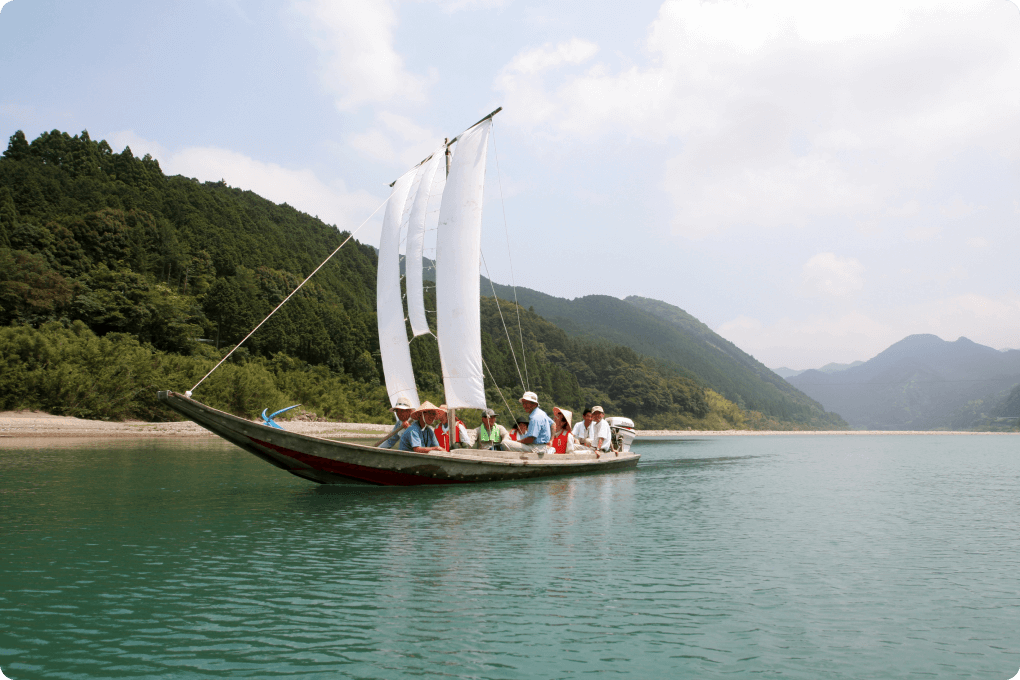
[406,146,445,337]
[377,169,420,409]
[435,119,492,409]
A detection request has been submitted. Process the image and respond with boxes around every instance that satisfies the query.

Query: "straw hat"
[410,401,442,420]
[553,407,573,430]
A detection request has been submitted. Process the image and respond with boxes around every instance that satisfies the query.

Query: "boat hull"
[157,391,640,486]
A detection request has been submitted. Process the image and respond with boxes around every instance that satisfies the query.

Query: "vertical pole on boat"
[444,138,450,179]
[448,407,455,451]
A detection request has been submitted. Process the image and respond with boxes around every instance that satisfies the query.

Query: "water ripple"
[2,436,1019,678]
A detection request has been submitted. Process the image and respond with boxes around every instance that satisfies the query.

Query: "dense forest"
[481,282,846,429]
[0,128,753,429]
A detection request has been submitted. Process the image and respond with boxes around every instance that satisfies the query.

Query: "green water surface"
[1,435,1018,679]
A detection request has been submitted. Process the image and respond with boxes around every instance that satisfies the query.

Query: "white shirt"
[593,419,611,451]
[572,421,594,443]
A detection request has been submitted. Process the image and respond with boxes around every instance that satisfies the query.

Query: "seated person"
[435,405,471,450]
[375,396,416,449]
[501,391,552,453]
[474,408,509,450]
[572,408,595,448]
[508,416,529,441]
[591,405,612,453]
[550,407,576,454]
[397,401,445,453]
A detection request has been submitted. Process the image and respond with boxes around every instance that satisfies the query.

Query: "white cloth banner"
[435,119,491,409]
[377,169,420,409]
[406,146,446,338]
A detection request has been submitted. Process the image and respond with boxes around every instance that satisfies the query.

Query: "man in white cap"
[473,408,508,450]
[501,391,552,453]
[375,396,416,449]
[591,406,612,453]
[397,401,445,453]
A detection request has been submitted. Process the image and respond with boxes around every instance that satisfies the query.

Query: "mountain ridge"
[786,334,1020,430]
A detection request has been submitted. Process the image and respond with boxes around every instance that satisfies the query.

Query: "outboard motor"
[605,416,636,452]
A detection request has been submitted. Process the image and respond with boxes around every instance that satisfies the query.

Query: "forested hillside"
[481,281,845,429]
[0,128,748,429]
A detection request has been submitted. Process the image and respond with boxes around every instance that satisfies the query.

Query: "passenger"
[591,405,612,453]
[435,405,471,451]
[397,401,444,453]
[501,391,552,453]
[508,415,529,441]
[572,408,595,448]
[474,408,509,450]
[550,407,576,454]
[375,396,415,449]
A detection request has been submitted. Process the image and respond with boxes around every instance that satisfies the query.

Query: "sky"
[1,0,1018,370]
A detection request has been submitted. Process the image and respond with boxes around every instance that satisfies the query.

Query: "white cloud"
[107,130,384,240]
[291,0,434,111]
[412,0,506,10]
[801,252,865,298]
[939,196,981,220]
[349,111,441,167]
[505,39,599,75]
[494,0,1020,238]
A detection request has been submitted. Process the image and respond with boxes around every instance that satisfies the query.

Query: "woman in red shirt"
[550,407,575,454]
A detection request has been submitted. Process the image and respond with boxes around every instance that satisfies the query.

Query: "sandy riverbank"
[2,411,1014,443]
[636,429,1018,436]
[0,410,391,443]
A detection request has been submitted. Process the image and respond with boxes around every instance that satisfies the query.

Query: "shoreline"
[636,429,1018,437]
[0,410,391,443]
[1,411,1015,443]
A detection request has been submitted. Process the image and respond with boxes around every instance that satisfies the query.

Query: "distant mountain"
[786,334,1020,430]
[474,283,845,429]
[772,361,864,379]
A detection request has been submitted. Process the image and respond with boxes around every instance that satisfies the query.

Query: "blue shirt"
[524,407,552,444]
[379,419,405,449]
[398,420,440,451]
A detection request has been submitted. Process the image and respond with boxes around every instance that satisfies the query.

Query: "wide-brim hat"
[390,396,415,411]
[591,405,604,414]
[519,391,539,404]
[553,407,573,430]
[410,401,442,419]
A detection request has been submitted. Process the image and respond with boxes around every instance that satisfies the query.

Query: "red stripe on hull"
[249,437,466,486]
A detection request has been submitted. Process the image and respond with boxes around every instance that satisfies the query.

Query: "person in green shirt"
[473,408,509,450]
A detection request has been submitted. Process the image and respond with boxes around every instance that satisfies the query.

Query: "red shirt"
[551,431,570,453]
[437,420,465,451]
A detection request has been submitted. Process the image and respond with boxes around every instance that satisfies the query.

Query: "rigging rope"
[491,122,530,390]
[482,356,518,425]
[481,251,527,392]
[187,195,391,397]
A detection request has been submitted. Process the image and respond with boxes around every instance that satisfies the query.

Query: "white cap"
[520,391,539,404]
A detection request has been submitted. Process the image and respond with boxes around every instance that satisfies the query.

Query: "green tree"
[0,186,15,247]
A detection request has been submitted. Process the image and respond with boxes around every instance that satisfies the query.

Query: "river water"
[1,435,1018,679]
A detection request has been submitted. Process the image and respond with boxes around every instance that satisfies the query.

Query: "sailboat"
[158,109,640,486]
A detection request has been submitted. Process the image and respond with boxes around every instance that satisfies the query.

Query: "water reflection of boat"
[159,109,639,485]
